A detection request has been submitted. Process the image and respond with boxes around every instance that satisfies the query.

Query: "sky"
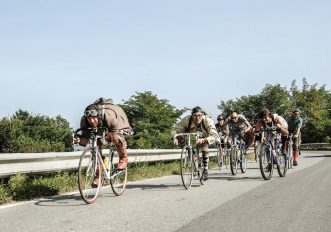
[1,0,330,129]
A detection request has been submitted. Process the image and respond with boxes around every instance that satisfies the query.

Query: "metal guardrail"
[0,148,218,178]
[300,143,330,150]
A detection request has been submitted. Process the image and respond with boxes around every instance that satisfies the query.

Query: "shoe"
[116,157,128,169]
[293,160,298,166]
[202,169,208,181]
[266,163,272,172]
[91,171,100,188]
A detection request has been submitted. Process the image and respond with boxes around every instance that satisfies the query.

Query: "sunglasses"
[84,110,98,117]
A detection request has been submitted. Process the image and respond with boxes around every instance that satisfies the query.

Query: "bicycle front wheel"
[180,147,194,189]
[259,146,273,180]
[277,153,288,177]
[217,146,224,170]
[240,151,247,173]
[110,150,128,196]
[78,148,102,204]
[230,147,238,175]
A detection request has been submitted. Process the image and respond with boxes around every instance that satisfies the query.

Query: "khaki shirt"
[80,104,132,134]
[172,115,220,145]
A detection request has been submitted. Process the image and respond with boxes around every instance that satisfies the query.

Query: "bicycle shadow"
[304,154,331,158]
[125,183,183,191]
[33,193,88,207]
[208,173,262,181]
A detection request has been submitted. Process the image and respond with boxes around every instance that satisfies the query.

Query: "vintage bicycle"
[74,127,128,204]
[174,133,206,189]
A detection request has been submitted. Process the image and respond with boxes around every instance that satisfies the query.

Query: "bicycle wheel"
[180,147,194,189]
[78,148,102,204]
[217,146,224,170]
[259,146,273,180]
[277,153,288,177]
[287,144,293,169]
[230,147,238,175]
[240,150,247,173]
[110,150,128,196]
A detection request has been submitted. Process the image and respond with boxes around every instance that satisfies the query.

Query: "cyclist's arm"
[204,118,220,145]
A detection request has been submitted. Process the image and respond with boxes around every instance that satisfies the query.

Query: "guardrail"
[300,143,330,150]
[0,148,218,178]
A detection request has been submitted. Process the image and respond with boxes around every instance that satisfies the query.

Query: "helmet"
[217,114,225,121]
[84,104,100,117]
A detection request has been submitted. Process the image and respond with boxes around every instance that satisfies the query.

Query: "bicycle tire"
[288,145,293,169]
[78,148,102,204]
[240,150,247,173]
[259,145,273,180]
[277,153,288,177]
[110,149,128,196]
[217,146,224,170]
[180,146,194,189]
[230,146,238,175]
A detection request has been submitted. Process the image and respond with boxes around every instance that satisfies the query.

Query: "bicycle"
[216,137,230,170]
[174,133,206,189]
[75,127,128,204]
[256,127,288,180]
[228,134,247,175]
[286,135,294,169]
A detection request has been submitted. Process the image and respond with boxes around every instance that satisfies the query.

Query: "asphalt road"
[1,151,330,232]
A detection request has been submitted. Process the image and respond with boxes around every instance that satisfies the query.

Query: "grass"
[0,152,254,206]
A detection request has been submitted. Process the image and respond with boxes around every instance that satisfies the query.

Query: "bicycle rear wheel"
[277,153,288,177]
[259,146,273,180]
[240,151,247,173]
[78,148,101,204]
[180,147,193,189]
[110,150,128,196]
[230,147,238,175]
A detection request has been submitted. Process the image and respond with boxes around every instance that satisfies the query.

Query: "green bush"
[0,185,12,205]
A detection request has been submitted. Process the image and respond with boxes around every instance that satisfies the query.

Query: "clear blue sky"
[1,0,330,128]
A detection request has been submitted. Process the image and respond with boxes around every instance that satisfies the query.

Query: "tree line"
[0,78,330,153]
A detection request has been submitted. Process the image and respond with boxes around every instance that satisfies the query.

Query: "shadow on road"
[126,183,183,191]
[304,154,331,158]
[34,193,89,207]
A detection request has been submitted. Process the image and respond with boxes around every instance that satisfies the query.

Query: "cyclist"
[74,101,133,186]
[255,107,289,157]
[172,106,220,180]
[215,114,229,147]
[225,111,254,153]
[285,109,303,166]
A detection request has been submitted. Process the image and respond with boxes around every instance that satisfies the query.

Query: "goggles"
[84,110,98,117]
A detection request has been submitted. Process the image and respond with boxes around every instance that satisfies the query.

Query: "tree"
[0,110,73,153]
[120,91,185,149]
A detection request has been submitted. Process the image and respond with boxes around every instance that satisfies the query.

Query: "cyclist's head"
[292,108,301,118]
[191,106,204,123]
[217,114,225,122]
[84,104,100,117]
[84,104,101,128]
[230,111,239,122]
[258,107,270,119]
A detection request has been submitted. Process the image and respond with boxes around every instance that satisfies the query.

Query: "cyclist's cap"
[191,106,203,114]
[84,104,99,117]
[292,108,301,113]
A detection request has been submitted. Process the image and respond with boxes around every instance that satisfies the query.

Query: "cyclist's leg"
[201,144,209,180]
[293,135,299,166]
[243,131,254,153]
[108,133,128,169]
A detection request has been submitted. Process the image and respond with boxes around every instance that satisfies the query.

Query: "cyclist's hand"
[73,136,80,144]
[196,138,206,145]
[173,138,179,145]
[293,135,298,139]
